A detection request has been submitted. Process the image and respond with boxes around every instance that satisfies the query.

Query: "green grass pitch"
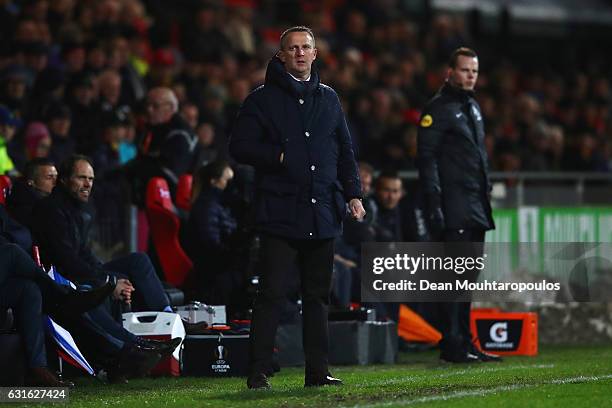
[10,345,612,407]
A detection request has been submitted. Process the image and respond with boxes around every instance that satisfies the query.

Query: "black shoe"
[136,337,182,356]
[108,344,162,381]
[440,351,480,363]
[247,373,271,389]
[27,367,75,388]
[305,374,343,387]
[60,276,116,315]
[470,346,503,362]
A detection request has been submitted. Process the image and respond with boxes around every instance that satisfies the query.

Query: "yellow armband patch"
[420,114,433,127]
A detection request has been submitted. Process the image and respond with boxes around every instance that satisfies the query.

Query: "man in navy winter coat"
[230,26,366,389]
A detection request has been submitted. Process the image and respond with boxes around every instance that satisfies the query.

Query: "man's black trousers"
[438,229,485,358]
[249,234,334,377]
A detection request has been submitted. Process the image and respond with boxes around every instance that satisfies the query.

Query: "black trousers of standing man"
[249,234,334,378]
[438,228,485,360]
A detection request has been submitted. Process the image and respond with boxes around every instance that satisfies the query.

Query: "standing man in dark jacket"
[230,26,365,389]
[417,47,498,363]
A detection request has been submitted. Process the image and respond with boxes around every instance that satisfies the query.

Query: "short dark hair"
[449,47,477,68]
[358,161,374,176]
[24,158,55,181]
[375,169,402,187]
[58,154,93,182]
[280,26,315,49]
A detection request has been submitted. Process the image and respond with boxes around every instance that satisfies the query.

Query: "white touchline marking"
[360,364,555,386]
[434,363,556,378]
[351,374,612,408]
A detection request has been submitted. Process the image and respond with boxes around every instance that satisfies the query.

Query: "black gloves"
[426,194,445,240]
[428,206,446,240]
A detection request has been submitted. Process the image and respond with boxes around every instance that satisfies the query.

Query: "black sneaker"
[247,373,271,389]
[305,374,343,387]
[440,351,480,363]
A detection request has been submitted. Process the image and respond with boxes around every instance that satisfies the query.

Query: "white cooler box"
[175,302,227,326]
[122,312,186,376]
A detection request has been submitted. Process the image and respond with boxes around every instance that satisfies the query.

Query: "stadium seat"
[145,177,193,287]
[0,175,11,205]
[176,174,193,212]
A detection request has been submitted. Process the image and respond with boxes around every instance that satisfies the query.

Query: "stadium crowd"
[1,0,611,385]
[1,0,611,180]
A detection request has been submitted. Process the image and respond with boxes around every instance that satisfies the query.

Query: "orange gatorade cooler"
[470,308,538,356]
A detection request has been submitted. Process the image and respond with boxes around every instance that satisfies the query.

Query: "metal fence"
[103,172,612,258]
[398,171,612,208]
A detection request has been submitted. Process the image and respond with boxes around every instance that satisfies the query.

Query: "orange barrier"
[398,304,442,344]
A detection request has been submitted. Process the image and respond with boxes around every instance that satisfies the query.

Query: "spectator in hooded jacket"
[24,121,51,161]
[185,160,246,309]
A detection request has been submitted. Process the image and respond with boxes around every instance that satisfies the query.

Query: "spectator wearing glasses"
[127,87,197,203]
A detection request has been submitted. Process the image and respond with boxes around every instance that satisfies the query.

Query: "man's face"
[0,124,16,141]
[448,55,479,91]
[30,165,57,196]
[73,85,94,106]
[65,160,94,203]
[197,123,214,146]
[278,31,317,80]
[49,118,71,137]
[359,168,373,196]
[181,105,199,129]
[375,177,403,210]
[7,78,26,100]
[101,75,121,105]
[146,91,175,125]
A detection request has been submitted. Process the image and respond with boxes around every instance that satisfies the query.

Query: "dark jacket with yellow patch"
[417,82,494,231]
[229,57,361,239]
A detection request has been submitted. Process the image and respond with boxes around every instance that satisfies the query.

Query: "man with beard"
[31,155,171,311]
